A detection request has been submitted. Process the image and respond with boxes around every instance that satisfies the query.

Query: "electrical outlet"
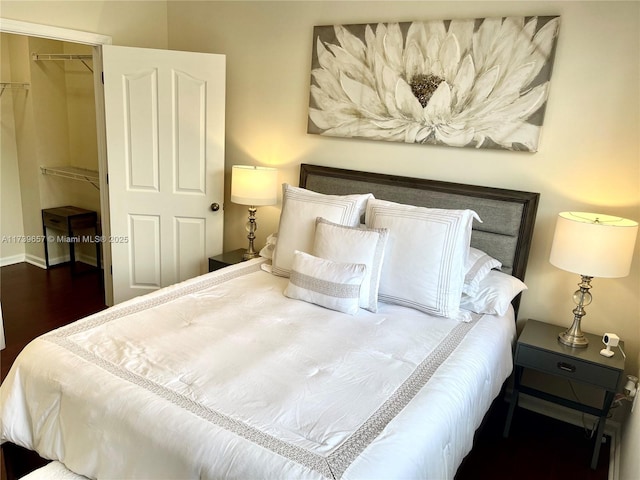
[624,375,638,398]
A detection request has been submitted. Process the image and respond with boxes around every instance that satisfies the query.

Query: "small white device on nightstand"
[600,333,620,357]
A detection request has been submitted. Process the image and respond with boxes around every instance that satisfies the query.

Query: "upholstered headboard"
[299,164,539,287]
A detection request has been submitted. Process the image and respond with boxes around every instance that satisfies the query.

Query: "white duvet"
[1,259,515,479]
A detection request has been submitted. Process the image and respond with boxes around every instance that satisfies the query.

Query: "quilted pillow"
[284,250,366,315]
[313,218,388,312]
[366,198,480,320]
[271,184,373,277]
[464,247,502,296]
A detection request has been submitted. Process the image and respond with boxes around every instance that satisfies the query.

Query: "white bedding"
[1,258,515,479]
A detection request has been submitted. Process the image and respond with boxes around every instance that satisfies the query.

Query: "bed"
[1,164,539,480]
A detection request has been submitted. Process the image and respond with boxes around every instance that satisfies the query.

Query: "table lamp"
[231,165,278,260]
[549,211,638,347]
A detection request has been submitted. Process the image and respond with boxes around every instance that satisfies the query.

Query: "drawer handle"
[49,219,60,223]
[557,362,576,373]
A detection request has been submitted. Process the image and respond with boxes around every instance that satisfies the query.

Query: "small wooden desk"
[42,206,101,274]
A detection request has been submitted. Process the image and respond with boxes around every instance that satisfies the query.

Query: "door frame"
[0,18,115,304]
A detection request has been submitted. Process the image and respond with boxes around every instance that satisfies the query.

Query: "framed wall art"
[308,16,560,152]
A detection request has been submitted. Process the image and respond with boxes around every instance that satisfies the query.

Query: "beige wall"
[0,1,169,49]
[60,41,101,244]
[167,1,640,376]
[0,34,26,263]
[2,1,638,371]
[6,34,44,262]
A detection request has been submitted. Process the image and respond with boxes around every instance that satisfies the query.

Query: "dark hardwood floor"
[456,397,610,480]
[0,262,609,479]
[1,262,106,480]
[1,262,106,381]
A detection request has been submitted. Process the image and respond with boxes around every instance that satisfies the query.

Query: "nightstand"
[208,248,247,272]
[503,319,625,469]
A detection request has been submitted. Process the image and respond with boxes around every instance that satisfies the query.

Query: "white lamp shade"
[230,165,278,206]
[550,212,638,278]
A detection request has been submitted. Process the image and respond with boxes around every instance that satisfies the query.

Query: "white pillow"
[464,247,502,296]
[284,250,366,315]
[313,217,388,312]
[259,233,278,260]
[271,184,373,277]
[366,199,480,319]
[460,270,527,316]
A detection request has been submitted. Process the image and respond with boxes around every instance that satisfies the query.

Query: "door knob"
[210,203,220,212]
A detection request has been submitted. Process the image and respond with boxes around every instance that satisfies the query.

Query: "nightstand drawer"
[517,344,621,390]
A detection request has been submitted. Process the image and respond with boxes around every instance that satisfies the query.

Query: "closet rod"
[0,82,30,97]
[32,53,93,72]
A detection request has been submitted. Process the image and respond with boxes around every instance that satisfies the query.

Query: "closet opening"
[1,32,104,293]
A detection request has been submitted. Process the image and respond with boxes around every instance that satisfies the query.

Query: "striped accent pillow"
[313,218,388,313]
[366,199,480,320]
[284,251,366,315]
[271,184,373,277]
[463,247,502,296]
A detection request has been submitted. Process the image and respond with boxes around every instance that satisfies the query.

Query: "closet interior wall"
[0,33,100,268]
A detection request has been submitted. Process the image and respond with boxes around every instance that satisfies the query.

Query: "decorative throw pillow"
[313,218,388,312]
[460,270,527,316]
[284,250,366,315]
[463,247,502,296]
[271,184,373,277]
[366,198,480,319]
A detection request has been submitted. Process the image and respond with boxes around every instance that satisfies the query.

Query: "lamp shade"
[230,165,278,206]
[549,212,638,278]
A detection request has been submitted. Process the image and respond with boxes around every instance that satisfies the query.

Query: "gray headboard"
[299,164,539,311]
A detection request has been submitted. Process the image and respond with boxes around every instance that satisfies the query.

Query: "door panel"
[175,217,206,280]
[124,69,159,191]
[129,214,161,287]
[103,45,225,304]
[174,72,206,193]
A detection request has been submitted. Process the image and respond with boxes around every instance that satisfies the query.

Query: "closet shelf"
[0,82,30,96]
[32,53,92,61]
[32,53,93,72]
[40,166,100,189]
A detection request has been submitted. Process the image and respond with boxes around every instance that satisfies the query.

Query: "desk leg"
[503,364,523,438]
[68,219,76,275]
[42,228,50,269]
[94,223,101,273]
[591,390,615,469]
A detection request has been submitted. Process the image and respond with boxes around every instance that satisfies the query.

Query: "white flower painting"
[308,16,560,152]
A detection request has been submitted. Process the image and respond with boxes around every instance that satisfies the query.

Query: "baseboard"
[3,253,97,270]
[77,253,98,267]
[0,254,26,267]
[25,255,46,269]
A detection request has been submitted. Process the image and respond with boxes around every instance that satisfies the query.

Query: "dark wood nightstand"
[208,248,247,272]
[503,319,625,469]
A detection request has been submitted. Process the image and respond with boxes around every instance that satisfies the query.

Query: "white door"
[103,45,225,304]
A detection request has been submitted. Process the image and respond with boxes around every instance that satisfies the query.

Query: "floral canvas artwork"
[308,16,560,152]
